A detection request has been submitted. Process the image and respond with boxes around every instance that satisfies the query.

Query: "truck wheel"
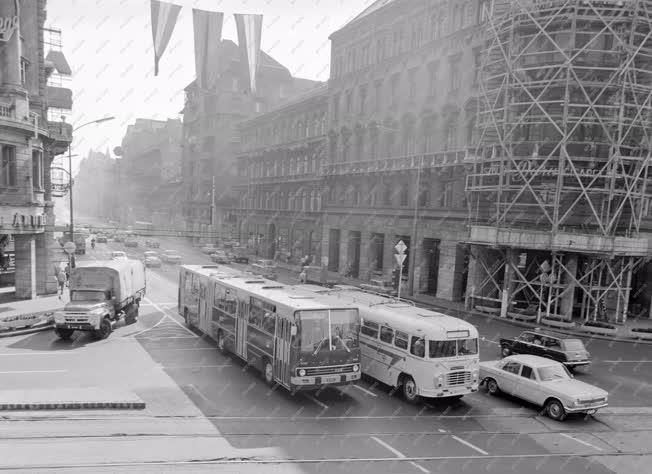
[55,328,74,341]
[92,318,112,340]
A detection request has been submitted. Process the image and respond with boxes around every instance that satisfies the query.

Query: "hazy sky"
[46,0,371,171]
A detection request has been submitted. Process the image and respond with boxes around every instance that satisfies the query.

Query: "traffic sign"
[395,240,407,254]
[63,242,76,255]
[394,253,406,266]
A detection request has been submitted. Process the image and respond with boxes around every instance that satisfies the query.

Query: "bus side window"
[263,312,276,334]
[394,331,409,350]
[410,336,425,358]
[361,320,379,338]
[379,326,394,344]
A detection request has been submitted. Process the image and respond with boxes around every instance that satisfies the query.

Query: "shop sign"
[0,16,19,42]
[8,213,47,228]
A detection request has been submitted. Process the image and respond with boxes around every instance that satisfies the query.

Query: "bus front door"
[273,317,290,387]
[236,301,248,360]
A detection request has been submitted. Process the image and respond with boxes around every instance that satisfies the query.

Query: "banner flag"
[192,9,224,91]
[234,13,263,94]
[150,0,182,76]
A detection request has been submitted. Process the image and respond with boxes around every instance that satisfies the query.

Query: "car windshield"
[562,339,586,351]
[297,309,359,355]
[537,364,572,381]
[71,290,106,302]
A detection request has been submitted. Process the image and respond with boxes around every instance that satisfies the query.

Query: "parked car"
[111,251,128,260]
[480,354,608,421]
[113,235,125,243]
[161,250,182,264]
[251,259,278,280]
[210,250,231,264]
[201,244,218,254]
[95,235,107,243]
[124,239,139,248]
[359,279,397,296]
[499,331,591,370]
[231,247,250,263]
[144,255,162,268]
[146,239,160,248]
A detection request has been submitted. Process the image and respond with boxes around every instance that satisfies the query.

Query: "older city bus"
[299,285,480,403]
[178,266,362,390]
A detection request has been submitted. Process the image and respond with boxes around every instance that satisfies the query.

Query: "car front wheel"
[486,378,500,396]
[546,398,567,421]
[402,375,419,403]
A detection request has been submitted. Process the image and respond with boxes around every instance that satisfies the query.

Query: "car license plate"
[322,375,340,384]
[66,324,85,330]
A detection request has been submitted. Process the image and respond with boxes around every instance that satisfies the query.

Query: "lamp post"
[67,116,115,243]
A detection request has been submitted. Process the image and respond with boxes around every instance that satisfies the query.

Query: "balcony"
[322,149,469,177]
[46,86,73,110]
[47,120,73,155]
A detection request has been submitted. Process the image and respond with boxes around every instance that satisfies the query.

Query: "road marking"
[161,364,232,370]
[559,433,603,451]
[371,436,430,473]
[602,360,652,363]
[304,394,328,410]
[146,347,215,351]
[480,336,499,346]
[438,429,447,433]
[128,297,197,338]
[451,435,489,455]
[353,384,378,397]
[0,369,68,374]
[0,352,76,357]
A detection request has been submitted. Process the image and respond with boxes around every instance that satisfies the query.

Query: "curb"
[0,400,146,411]
[0,322,53,339]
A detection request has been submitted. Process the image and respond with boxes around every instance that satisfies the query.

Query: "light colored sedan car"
[143,252,162,268]
[480,354,608,421]
[161,250,182,264]
[251,259,278,280]
[111,251,128,260]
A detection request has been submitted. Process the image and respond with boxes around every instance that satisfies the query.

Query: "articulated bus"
[178,266,362,390]
[298,285,480,403]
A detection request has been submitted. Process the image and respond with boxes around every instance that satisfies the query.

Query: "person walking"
[56,268,67,299]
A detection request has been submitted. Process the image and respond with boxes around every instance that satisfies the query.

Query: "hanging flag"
[192,9,224,91]
[150,0,182,76]
[234,13,263,94]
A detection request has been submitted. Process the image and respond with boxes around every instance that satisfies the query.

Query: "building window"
[231,77,239,92]
[332,94,340,122]
[419,187,430,207]
[408,68,417,102]
[473,48,482,86]
[428,61,439,96]
[1,145,17,187]
[346,90,353,114]
[445,121,457,150]
[391,73,400,107]
[374,81,383,111]
[32,150,44,190]
[479,0,494,23]
[460,5,467,28]
[371,233,384,271]
[399,182,409,206]
[440,181,453,207]
[383,185,392,206]
[362,44,370,67]
[430,14,437,40]
[20,57,29,86]
[450,60,461,91]
[376,37,386,62]
[359,84,367,114]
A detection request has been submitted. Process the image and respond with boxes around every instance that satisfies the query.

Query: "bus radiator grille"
[305,365,354,376]
[446,371,472,386]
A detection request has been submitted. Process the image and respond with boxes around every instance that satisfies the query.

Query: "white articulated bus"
[298,285,480,403]
[178,266,362,391]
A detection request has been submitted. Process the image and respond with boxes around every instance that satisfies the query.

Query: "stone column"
[13,234,36,299]
[559,254,577,320]
[500,249,518,318]
[436,240,458,301]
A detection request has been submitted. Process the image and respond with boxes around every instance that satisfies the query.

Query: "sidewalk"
[0,291,67,337]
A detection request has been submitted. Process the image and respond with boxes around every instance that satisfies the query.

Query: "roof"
[298,286,478,338]
[504,354,563,368]
[332,0,399,35]
[45,50,72,75]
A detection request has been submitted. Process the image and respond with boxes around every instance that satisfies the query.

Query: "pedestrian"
[56,268,67,299]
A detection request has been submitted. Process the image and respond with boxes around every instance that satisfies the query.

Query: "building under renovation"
[466,0,652,322]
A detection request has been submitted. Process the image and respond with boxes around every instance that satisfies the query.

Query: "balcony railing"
[322,149,470,176]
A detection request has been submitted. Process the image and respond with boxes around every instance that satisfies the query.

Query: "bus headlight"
[352,364,359,372]
[54,312,65,324]
[298,369,306,377]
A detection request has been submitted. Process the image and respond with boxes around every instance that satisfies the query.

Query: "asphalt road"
[0,232,649,473]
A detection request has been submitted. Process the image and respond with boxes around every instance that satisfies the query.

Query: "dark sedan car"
[499,331,591,370]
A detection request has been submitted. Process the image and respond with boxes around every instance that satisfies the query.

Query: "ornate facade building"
[181,40,319,244]
[232,0,652,320]
[234,86,328,263]
[0,0,72,298]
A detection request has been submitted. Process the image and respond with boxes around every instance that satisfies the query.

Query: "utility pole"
[210,175,216,244]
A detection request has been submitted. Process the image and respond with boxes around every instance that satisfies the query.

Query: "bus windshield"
[71,290,107,302]
[428,338,478,358]
[297,309,359,355]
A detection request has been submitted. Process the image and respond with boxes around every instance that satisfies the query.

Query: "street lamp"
[67,116,115,259]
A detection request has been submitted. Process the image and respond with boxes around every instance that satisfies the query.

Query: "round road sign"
[63,242,76,255]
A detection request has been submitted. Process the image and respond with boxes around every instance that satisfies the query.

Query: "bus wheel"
[402,375,419,403]
[263,359,275,386]
[217,330,227,354]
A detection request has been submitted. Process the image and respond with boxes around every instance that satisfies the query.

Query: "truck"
[53,260,146,340]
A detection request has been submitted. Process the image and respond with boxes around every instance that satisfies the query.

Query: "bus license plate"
[322,375,340,384]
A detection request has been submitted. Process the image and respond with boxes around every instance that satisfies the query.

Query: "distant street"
[0,232,649,472]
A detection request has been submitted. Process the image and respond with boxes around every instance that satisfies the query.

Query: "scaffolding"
[466,0,652,322]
